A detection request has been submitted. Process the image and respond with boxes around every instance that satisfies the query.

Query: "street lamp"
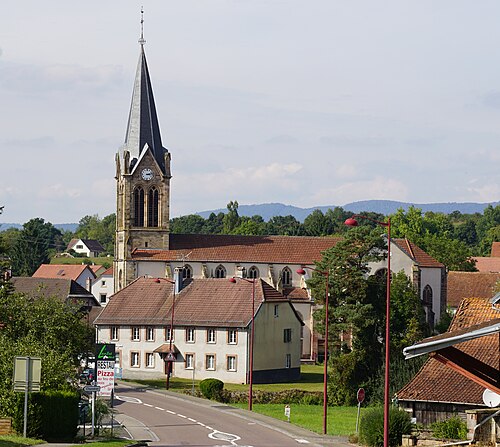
[345,215,391,447]
[164,278,176,390]
[229,276,256,411]
[296,266,329,435]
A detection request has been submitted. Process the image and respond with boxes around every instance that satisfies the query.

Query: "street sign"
[84,385,101,393]
[13,357,41,392]
[357,388,365,403]
[284,405,291,422]
[95,343,115,397]
[166,352,175,361]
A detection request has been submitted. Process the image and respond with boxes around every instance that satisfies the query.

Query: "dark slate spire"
[122,10,168,174]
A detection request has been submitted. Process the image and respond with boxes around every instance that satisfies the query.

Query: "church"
[111,29,447,364]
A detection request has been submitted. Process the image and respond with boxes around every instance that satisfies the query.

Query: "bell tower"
[114,11,171,292]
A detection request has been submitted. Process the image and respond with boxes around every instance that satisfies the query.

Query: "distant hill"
[196,200,500,222]
[0,223,78,232]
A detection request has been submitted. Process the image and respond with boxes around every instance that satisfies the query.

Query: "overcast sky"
[1,1,500,224]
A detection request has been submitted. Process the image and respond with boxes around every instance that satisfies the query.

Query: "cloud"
[319,134,393,148]
[334,164,359,179]
[464,182,500,203]
[264,134,299,145]
[37,184,81,200]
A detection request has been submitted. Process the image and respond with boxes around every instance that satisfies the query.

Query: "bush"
[431,416,467,440]
[199,378,224,401]
[359,406,413,447]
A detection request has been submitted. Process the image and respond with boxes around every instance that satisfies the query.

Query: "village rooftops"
[33,264,96,281]
[447,271,500,308]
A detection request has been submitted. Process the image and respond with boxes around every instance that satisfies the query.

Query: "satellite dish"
[482,389,500,408]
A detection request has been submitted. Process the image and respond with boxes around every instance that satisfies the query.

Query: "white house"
[91,266,114,306]
[94,275,304,383]
[67,239,105,257]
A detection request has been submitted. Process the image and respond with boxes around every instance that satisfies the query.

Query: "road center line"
[177,414,187,418]
[188,417,197,422]
[143,403,153,407]
[155,406,164,411]
[166,410,175,414]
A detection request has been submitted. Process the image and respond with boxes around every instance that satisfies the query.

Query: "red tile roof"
[491,242,500,257]
[392,239,444,268]
[95,277,300,327]
[397,296,500,405]
[33,264,96,281]
[447,271,500,308]
[472,257,500,273]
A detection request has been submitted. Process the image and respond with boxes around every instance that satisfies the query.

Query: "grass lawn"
[0,435,45,447]
[231,403,362,437]
[50,256,112,267]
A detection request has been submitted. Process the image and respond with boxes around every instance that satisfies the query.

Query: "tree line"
[1,202,499,276]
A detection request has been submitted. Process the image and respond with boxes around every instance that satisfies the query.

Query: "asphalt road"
[113,383,350,447]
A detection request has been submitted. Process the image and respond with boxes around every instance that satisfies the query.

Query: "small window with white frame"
[165,326,173,342]
[101,279,106,286]
[285,353,291,369]
[227,329,237,344]
[207,328,216,343]
[274,304,279,318]
[284,328,292,343]
[227,355,237,372]
[110,326,119,341]
[100,294,107,304]
[186,327,195,343]
[206,354,216,370]
[132,326,141,341]
[146,352,155,368]
[131,351,140,367]
[185,353,194,369]
[146,326,155,341]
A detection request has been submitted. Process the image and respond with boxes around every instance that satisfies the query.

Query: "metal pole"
[167,285,176,390]
[91,391,95,437]
[323,273,329,435]
[248,279,255,411]
[356,401,361,433]
[23,357,30,438]
[383,218,391,447]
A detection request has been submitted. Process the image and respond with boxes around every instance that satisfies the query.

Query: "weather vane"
[139,6,146,46]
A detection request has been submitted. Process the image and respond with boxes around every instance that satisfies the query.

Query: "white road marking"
[197,422,206,427]
[143,403,153,407]
[296,439,310,444]
[166,410,175,414]
[209,429,241,446]
[188,417,197,422]
[115,395,143,404]
[177,413,187,418]
[155,406,164,411]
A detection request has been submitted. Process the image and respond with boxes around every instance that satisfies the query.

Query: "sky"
[1,1,500,224]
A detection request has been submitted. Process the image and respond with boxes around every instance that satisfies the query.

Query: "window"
[227,355,237,372]
[133,187,145,227]
[207,328,216,343]
[206,354,215,370]
[281,267,292,287]
[147,187,159,227]
[146,327,155,341]
[146,353,155,368]
[76,244,83,249]
[227,329,237,344]
[423,285,433,307]
[110,326,119,341]
[186,328,195,343]
[165,326,173,342]
[100,294,107,304]
[274,304,279,318]
[284,328,292,343]
[215,265,226,278]
[185,353,194,369]
[285,354,291,369]
[182,264,193,279]
[131,352,140,367]
[101,280,106,286]
[248,266,259,279]
[132,327,141,341]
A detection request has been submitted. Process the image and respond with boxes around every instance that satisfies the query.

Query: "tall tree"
[9,218,63,276]
[266,215,303,235]
[75,214,115,254]
[223,201,240,234]
[170,214,206,234]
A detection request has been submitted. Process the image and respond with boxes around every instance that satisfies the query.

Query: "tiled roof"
[472,257,500,273]
[94,276,298,327]
[66,239,105,252]
[102,266,113,276]
[397,296,500,405]
[11,277,97,303]
[33,264,96,281]
[491,242,500,257]
[392,239,444,268]
[132,234,341,264]
[447,272,500,308]
[282,287,310,300]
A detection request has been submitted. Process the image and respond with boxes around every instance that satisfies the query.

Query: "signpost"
[95,343,115,397]
[356,388,365,433]
[13,357,42,438]
[284,405,291,423]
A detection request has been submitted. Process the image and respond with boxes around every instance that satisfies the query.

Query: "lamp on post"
[229,276,256,411]
[345,215,391,447]
[164,278,176,390]
[296,266,329,435]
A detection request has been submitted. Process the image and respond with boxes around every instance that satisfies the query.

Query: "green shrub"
[199,378,224,401]
[431,416,467,440]
[359,406,413,447]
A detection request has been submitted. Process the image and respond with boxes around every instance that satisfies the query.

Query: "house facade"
[67,239,105,257]
[91,266,114,306]
[94,276,303,383]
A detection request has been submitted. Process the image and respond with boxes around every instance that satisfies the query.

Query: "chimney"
[86,277,92,292]
[235,266,246,278]
[174,267,183,294]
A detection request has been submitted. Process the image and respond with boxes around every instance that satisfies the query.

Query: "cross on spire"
[139,7,146,46]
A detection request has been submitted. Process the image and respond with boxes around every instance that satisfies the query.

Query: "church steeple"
[120,9,169,175]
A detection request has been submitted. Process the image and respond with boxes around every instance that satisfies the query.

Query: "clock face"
[141,168,154,181]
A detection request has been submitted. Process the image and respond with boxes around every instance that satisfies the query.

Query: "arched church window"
[148,187,159,227]
[423,285,433,307]
[281,267,292,287]
[182,264,193,279]
[133,187,145,227]
[248,266,259,279]
[215,265,226,278]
